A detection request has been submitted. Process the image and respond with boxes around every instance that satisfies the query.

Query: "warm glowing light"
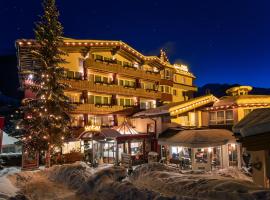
[28,74,33,80]
[174,64,189,72]
[85,125,101,132]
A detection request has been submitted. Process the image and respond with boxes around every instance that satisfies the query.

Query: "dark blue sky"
[1,0,270,87]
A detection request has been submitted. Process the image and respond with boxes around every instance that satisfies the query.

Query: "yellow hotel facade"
[16,38,197,130]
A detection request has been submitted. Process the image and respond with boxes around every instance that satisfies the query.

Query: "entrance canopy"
[159,128,235,148]
[79,128,149,143]
[79,128,121,141]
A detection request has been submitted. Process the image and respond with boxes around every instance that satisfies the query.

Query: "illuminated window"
[209,110,234,125]
[95,96,102,104]
[217,111,225,124]
[225,110,234,124]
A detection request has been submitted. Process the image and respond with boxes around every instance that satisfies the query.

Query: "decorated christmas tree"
[8,0,73,166]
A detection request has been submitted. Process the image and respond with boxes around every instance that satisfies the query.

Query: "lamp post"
[85,125,100,166]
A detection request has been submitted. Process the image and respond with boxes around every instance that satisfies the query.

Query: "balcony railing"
[62,79,161,99]
[160,93,173,102]
[72,103,135,115]
[85,59,160,81]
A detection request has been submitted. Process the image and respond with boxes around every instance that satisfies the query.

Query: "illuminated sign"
[84,125,101,132]
[174,64,189,72]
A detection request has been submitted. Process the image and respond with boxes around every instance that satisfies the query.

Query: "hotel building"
[16,38,197,132]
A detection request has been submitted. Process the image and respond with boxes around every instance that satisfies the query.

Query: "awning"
[159,128,235,148]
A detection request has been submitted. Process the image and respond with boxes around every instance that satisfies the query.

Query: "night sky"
[1,0,270,88]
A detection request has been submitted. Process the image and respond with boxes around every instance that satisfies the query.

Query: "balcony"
[85,59,160,81]
[71,103,138,115]
[62,79,161,99]
[160,79,174,87]
[160,93,173,102]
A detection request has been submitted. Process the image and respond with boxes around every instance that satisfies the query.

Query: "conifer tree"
[9,0,72,165]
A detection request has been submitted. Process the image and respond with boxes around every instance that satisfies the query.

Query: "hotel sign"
[174,64,189,72]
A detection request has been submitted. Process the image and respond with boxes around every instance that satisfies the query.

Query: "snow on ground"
[130,163,270,200]
[208,167,252,182]
[0,167,20,199]
[2,162,270,200]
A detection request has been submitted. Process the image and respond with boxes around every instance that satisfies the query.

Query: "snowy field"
[0,162,270,200]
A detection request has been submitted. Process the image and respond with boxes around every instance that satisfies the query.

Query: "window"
[88,95,94,104]
[103,97,109,105]
[165,69,171,79]
[173,89,177,96]
[103,77,108,83]
[71,115,84,127]
[118,98,134,106]
[88,116,102,126]
[130,81,135,87]
[94,75,102,82]
[140,100,156,109]
[125,99,131,106]
[173,74,177,82]
[182,77,186,84]
[67,71,74,79]
[140,102,147,109]
[119,99,124,106]
[119,80,124,86]
[95,96,102,104]
[225,110,234,124]
[165,86,171,93]
[209,110,234,125]
[95,54,103,61]
[209,112,216,125]
[217,111,225,124]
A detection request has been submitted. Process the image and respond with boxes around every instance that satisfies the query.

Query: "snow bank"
[45,161,93,190]
[77,166,173,200]
[130,163,270,200]
[208,167,252,182]
[5,162,270,200]
[0,167,20,199]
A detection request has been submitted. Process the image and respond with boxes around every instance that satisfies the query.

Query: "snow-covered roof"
[212,95,270,108]
[133,94,217,118]
[159,128,235,148]
[2,131,18,145]
[233,108,270,137]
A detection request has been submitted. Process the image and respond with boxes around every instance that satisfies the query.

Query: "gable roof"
[133,94,218,118]
[16,38,196,78]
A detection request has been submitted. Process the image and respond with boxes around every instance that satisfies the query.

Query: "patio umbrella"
[159,129,235,148]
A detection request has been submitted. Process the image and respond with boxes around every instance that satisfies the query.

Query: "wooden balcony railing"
[160,79,174,87]
[63,79,161,99]
[71,103,137,115]
[160,93,173,102]
[72,104,123,114]
[85,59,161,81]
